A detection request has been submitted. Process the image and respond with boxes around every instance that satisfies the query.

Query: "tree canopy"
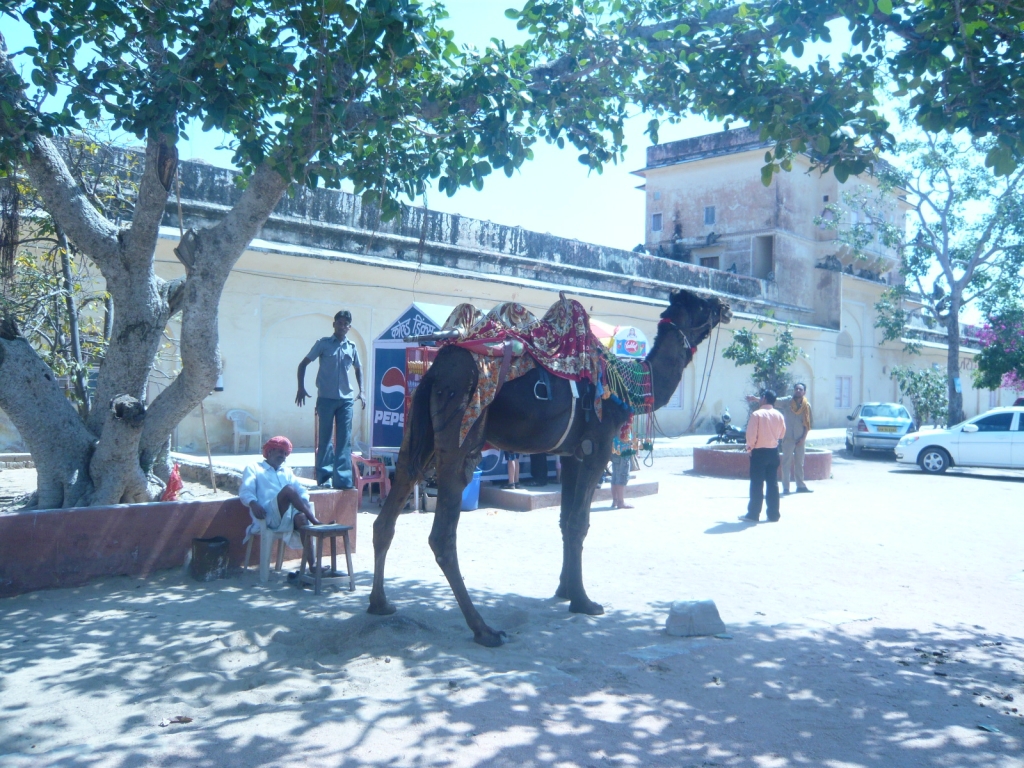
[722,322,802,397]
[4,0,1024,207]
[823,129,1024,424]
[974,306,1024,393]
[890,363,946,427]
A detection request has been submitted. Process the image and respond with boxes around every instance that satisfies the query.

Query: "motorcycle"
[706,408,747,444]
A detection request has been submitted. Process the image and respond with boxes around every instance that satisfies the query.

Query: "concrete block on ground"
[665,599,727,637]
[478,480,658,511]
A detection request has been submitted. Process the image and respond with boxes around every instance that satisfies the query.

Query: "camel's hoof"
[367,600,397,616]
[473,629,506,648]
[569,599,604,616]
[553,585,570,601]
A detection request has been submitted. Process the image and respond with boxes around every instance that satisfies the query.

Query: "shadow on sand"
[1,568,1022,767]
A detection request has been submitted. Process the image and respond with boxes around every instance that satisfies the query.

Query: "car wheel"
[845,438,853,452]
[852,443,863,457]
[919,447,950,474]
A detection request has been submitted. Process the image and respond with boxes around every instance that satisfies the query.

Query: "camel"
[367,289,732,646]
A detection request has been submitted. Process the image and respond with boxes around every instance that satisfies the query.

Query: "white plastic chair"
[226,409,261,454]
[244,501,316,582]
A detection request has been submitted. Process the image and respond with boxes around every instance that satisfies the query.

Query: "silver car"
[846,403,914,456]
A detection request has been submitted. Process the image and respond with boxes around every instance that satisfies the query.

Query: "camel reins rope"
[683,321,722,434]
[642,318,685,462]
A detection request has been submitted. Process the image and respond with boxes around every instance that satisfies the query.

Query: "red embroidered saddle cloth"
[441,294,602,445]
[443,293,601,382]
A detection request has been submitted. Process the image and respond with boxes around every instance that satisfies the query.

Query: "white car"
[895,407,1024,473]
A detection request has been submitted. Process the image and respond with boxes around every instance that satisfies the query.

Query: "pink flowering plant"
[974,308,1024,391]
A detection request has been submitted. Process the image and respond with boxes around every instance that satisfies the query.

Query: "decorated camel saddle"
[441,294,654,444]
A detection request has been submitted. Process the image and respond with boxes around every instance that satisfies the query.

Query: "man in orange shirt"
[740,389,787,523]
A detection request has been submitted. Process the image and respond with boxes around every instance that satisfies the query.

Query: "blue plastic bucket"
[461,469,483,511]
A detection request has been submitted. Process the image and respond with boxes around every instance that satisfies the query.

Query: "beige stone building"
[634,127,1002,429]
[0,130,1007,454]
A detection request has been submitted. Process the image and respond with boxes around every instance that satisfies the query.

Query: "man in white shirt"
[240,436,322,568]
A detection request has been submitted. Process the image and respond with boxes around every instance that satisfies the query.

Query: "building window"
[836,330,854,359]
[835,376,852,409]
[700,256,720,270]
[823,195,829,202]
[704,206,716,226]
[752,235,774,280]
[989,389,999,408]
[652,212,663,232]
[653,191,661,201]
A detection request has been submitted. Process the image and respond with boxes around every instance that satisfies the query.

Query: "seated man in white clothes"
[240,436,322,569]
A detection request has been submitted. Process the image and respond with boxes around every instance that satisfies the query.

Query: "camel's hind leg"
[368,378,435,616]
[429,437,505,646]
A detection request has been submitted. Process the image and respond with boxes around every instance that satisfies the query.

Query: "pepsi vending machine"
[371,303,452,451]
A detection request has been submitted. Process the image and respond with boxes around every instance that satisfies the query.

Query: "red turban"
[262,436,293,458]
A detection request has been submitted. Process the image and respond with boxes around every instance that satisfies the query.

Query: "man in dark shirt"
[296,310,364,489]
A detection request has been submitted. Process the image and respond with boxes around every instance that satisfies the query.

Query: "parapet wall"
[169,156,768,305]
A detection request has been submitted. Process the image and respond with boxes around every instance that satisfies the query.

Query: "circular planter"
[693,445,832,480]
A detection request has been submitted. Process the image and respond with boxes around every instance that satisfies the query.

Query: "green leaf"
[504,8,520,19]
[985,145,1017,177]
[877,0,892,14]
[761,165,774,186]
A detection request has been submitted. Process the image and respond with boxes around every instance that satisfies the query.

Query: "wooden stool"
[298,524,355,595]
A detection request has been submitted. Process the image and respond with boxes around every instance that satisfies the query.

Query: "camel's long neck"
[647,323,690,411]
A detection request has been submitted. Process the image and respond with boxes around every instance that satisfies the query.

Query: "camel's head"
[660,289,732,346]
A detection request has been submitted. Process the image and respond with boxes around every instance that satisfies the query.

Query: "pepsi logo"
[478,447,500,473]
[380,367,406,411]
[624,339,639,354]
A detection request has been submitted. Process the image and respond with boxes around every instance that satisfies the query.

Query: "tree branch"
[0,33,121,270]
[140,160,291,462]
[122,134,176,260]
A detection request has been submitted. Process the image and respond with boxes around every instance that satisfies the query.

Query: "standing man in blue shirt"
[296,310,364,489]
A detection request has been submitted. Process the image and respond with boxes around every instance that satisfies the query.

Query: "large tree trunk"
[0,41,297,508]
[946,304,964,426]
[0,325,96,508]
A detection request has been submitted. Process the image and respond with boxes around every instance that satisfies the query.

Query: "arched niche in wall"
[836,330,854,359]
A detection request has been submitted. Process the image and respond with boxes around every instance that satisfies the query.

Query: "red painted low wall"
[0,489,358,598]
[693,446,833,481]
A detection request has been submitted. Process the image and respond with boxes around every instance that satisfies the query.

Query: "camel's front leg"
[560,445,609,616]
[430,457,505,647]
[368,458,421,616]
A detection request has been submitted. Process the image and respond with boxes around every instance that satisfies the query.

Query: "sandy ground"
[2,450,1023,767]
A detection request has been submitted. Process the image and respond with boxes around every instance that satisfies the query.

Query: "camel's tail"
[404,370,435,473]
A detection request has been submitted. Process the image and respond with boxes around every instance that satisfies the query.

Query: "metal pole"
[199,400,217,493]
